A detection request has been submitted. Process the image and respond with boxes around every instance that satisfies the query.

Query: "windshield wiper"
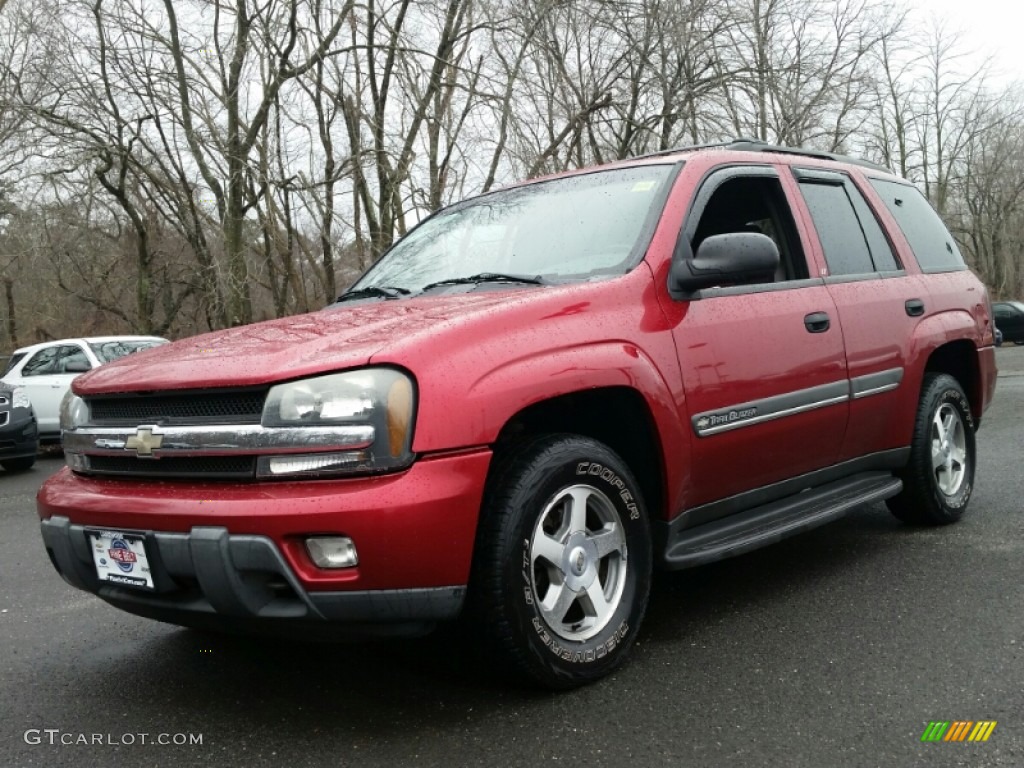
[334,286,411,302]
[421,273,547,291]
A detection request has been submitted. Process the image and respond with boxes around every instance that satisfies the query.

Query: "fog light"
[305,536,358,569]
[65,452,88,472]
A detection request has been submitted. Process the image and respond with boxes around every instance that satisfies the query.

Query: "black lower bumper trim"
[40,516,465,633]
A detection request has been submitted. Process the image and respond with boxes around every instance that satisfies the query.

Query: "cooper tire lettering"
[477,435,652,688]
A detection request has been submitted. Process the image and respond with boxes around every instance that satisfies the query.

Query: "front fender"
[416,341,684,451]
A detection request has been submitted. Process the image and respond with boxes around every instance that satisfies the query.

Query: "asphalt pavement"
[2,350,1023,767]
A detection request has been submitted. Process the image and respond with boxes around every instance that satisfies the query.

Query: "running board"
[661,472,902,570]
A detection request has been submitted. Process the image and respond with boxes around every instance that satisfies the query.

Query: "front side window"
[20,348,59,377]
[869,179,965,271]
[689,174,810,282]
[352,166,675,294]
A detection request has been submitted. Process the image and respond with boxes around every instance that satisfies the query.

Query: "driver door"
[668,164,849,512]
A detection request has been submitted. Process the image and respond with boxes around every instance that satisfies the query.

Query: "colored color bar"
[944,721,962,742]
[921,722,950,742]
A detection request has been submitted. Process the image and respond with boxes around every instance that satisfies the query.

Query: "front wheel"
[472,434,652,689]
[887,373,976,525]
[1,456,36,472]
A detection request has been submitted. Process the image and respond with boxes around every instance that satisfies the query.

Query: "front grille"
[87,455,256,479]
[0,412,8,427]
[0,395,8,406]
[88,389,267,425]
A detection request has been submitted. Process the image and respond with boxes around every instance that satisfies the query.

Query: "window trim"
[822,270,907,286]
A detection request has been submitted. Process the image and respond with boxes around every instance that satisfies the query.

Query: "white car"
[1,336,168,442]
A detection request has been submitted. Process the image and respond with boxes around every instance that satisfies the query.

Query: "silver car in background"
[1,336,168,443]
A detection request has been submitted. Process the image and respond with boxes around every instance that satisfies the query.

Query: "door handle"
[804,311,831,333]
[905,298,925,317]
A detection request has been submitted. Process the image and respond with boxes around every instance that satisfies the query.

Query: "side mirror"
[669,232,780,294]
[64,360,92,373]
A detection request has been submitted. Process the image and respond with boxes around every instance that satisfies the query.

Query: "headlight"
[259,368,415,478]
[11,386,31,411]
[59,390,90,431]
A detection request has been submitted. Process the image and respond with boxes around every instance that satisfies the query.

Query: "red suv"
[38,140,997,689]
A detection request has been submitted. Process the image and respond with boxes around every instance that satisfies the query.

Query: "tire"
[886,373,975,525]
[1,456,35,472]
[472,434,652,689]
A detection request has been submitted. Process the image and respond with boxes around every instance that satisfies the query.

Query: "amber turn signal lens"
[386,376,413,457]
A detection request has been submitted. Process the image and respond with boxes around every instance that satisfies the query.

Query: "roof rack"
[636,137,891,173]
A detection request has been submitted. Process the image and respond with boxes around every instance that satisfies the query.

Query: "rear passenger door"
[792,168,925,461]
[670,165,849,510]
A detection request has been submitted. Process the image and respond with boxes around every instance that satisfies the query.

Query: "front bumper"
[0,410,38,459]
[37,449,492,634]
[41,517,464,637]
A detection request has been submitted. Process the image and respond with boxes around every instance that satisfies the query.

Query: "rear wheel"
[887,373,975,525]
[1,456,35,472]
[472,434,652,689]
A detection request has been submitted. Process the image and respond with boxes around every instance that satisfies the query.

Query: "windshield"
[88,340,165,364]
[352,165,675,294]
[2,352,25,377]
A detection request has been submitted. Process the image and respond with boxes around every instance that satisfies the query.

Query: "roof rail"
[634,137,891,173]
[725,138,891,172]
[631,140,735,160]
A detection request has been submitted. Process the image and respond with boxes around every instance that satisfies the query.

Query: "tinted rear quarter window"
[868,179,965,271]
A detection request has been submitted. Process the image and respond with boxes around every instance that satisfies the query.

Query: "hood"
[73,290,545,395]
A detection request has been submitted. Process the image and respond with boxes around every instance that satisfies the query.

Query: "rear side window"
[799,183,875,275]
[57,345,91,372]
[869,179,965,271]
[845,184,899,271]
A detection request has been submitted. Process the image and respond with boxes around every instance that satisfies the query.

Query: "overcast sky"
[913,0,1024,88]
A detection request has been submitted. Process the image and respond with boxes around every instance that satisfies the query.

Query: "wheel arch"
[491,386,669,523]
[923,339,982,421]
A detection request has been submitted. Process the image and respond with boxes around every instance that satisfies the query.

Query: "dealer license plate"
[88,530,155,590]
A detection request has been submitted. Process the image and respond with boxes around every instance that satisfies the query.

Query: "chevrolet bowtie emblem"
[125,427,163,457]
